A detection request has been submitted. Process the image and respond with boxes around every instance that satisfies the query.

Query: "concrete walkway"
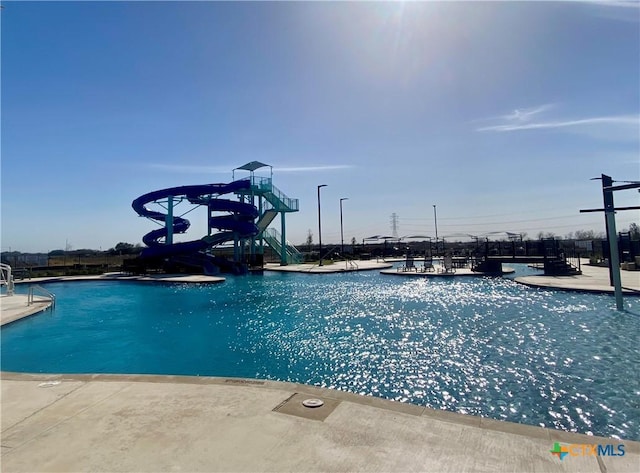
[265,260,392,273]
[515,262,640,295]
[2,373,638,472]
[0,294,52,326]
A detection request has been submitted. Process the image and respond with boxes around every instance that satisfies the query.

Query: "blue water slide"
[131,179,259,259]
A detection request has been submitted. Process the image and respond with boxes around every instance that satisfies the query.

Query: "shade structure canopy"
[235,161,270,172]
[232,161,273,180]
[364,235,400,241]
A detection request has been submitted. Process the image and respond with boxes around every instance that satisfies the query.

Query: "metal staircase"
[263,228,303,264]
[256,208,278,233]
[543,256,582,276]
[235,176,301,265]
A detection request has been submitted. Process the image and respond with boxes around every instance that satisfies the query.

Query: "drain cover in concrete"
[302,398,324,408]
[273,393,340,421]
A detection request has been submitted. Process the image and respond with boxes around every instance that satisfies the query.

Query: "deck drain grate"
[302,398,324,408]
[273,393,340,421]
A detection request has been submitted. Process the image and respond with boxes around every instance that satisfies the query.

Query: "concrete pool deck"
[0,294,53,326]
[515,262,640,295]
[384,259,640,296]
[2,372,638,473]
[265,260,392,273]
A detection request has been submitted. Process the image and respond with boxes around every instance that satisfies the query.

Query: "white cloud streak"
[500,104,556,123]
[276,165,355,172]
[581,0,640,9]
[146,163,354,174]
[147,164,231,174]
[579,0,640,22]
[477,114,639,132]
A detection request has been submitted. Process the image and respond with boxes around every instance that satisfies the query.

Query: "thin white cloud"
[146,164,231,174]
[275,165,355,172]
[501,104,556,122]
[581,0,640,9]
[145,163,355,174]
[477,114,639,132]
[579,0,640,22]
[468,103,556,124]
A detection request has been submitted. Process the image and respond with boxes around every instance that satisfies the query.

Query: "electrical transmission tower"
[390,213,399,239]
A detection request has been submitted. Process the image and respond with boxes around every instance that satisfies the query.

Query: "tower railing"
[247,177,299,211]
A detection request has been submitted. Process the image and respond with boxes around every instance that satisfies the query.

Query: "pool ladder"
[28,285,56,310]
[346,258,359,270]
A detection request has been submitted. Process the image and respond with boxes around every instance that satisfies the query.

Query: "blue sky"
[2,0,639,253]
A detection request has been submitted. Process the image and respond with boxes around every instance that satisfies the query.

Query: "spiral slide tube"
[131,179,259,261]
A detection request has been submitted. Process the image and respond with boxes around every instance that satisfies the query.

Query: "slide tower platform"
[233,161,301,266]
[131,162,301,274]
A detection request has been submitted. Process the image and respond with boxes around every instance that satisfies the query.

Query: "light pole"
[340,198,348,256]
[317,184,327,266]
[433,205,439,255]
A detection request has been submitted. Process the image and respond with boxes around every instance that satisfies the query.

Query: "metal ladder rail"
[28,285,56,309]
[346,258,359,270]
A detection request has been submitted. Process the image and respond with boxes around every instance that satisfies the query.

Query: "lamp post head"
[318,184,327,189]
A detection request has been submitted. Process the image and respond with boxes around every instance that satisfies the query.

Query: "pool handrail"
[1,263,15,296]
[28,285,56,309]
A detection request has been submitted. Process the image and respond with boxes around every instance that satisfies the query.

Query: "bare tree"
[306,229,313,252]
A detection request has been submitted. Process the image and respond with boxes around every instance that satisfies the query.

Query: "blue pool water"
[2,265,639,440]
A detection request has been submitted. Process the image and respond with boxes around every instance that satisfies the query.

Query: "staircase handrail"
[263,228,303,264]
[271,229,302,260]
[244,176,299,212]
[263,229,283,253]
[565,255,582,274]
[267,183,299,211]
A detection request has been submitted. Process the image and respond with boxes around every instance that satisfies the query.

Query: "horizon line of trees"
[301,224,639,247]
[1,224,638,256]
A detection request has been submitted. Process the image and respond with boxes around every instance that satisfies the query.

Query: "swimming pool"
[2,265,639,441]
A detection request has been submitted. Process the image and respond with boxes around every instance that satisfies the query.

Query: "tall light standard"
[339,197,349,256]
[317,184,327,266]
[433,204,439,255]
